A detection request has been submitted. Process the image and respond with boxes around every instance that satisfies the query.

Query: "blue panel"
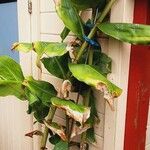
[0,2,19,61]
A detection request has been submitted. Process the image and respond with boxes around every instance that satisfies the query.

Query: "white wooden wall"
[146,103,150,150]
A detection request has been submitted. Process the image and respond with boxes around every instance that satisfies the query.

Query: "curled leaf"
[71,124,91,138]
[25,130,43,138]
[51,97,90,124]
[97,23,150,45]
[61,80,72,98]
[44,121,67,141]
[66,44,76,62]
[69,64,122,107]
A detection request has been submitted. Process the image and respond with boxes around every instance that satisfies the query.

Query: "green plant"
[0,0,150,149]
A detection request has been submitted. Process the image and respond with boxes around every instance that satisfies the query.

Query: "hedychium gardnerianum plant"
[0,0,150,149]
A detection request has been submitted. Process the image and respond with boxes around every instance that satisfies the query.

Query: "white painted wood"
[148,105,150,126]
[146,144,150,150]
[0,97,33,150]
[40,12,64,34]
[40,0,55,13]
[30,1,43,149]
[103,0,135,150]
[146,126,150,145]
[17,0,33,149]
[146,104,150,148]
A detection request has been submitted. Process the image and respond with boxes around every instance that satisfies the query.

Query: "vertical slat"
[30,0,42,149]
[103,0,135,150]
[17,0,33,149]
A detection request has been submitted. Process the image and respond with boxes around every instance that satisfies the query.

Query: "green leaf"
[51,97,90,124]
[93,51,112,76]
[0,56,24,81]
[0,81,25,100]
[97,23,150,45]
[49,134,61,145]
[60,27,70,42]
[71,0,106,10]
[25,88,39,105]
[86,91,100,126]
[69,64,122,102]
[44,42,67,57]
[26,98,49,122]
[41,54,69,79]
[33,102,49,122]
[54,140,68,150]
[25,87,50,122]
[25,76,57,106]
[86,127,96,143]
[54,0,84,39]
[0,56,25,99]
[44,121,67,141]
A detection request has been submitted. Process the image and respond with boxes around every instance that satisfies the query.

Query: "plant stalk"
[40,106,56,150]
[75,0,117,62]
[80,89,91,150]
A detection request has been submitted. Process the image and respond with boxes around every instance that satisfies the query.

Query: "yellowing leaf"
[51,97,90,124]
[12,42,68,69]
[69,64,122,106]
[12,42,32,52]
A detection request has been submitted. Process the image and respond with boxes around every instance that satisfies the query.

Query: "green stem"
[88,47,93,65]
[75,0,117,62]
[80,89,91,150]
[66,115,70,140]
[40,106,56,150]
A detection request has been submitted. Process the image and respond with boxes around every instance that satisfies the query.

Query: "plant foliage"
[0,0,149,149]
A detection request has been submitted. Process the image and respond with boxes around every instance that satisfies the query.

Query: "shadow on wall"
[0,1,19,61]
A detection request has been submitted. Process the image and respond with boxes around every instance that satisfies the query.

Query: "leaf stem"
[40,106,56,150]
[75,0,117,62]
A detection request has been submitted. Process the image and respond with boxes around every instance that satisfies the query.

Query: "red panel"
[124,0,150,150]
